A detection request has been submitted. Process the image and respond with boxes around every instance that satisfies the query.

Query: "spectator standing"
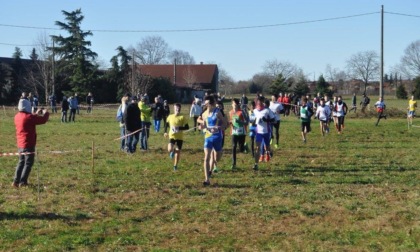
[49,94,57,113]
[163,100,170,131]
[349,93,357,113]
[61,96,69,123]
[12,98,49,187]
[190,100,203,132]
[32,95,39,113]
[116,93,129,151]
[360,93,370,113]
[86,92,94,113]
[151,96,164,132]
[68,95,78,122]
[138,96,152,150]
[123,96,142,153]
[75,93,80,114]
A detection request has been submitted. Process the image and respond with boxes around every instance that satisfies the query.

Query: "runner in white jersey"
[333,96,348,134]
[374,96,387,126]
[252,96,276,170]
[315,98,331,136]
[269,94,283,149]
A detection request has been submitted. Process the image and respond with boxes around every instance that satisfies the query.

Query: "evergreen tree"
[50,9,98,94]
[389,73,393,85]
[412,77,420,99]
[315,74,332,97]
[269,73,288,95]
[10,47,24,103]
[249,82,262,94]
[396,84,408,99]
[106,46,133,100]
[0,63,10,103]
[29,48,38,61]
[293,76,310,98]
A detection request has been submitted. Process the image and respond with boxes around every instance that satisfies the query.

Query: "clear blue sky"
[1,0,419,81]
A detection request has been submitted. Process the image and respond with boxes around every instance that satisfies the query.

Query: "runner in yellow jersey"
[164,103,189,171]
[407,95,417,127]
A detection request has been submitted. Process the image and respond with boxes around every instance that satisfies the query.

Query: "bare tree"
[183,66,198,89]
[25,32,53,103]
[325,64,347,83]
[135,36,169,65]
[399,40,420,79]
[263,59,298,80]
[218,67,235,95]
[128,66,153,97]
[169,50,195,65]
[346,50,379,93]
[252,72,273,92]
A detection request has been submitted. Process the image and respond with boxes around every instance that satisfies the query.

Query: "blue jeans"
[61,110,68,122]
[125,130,139,153]
[154,119,161,132]
[140,122,151,150]
[120,127,126,150]
[14,147,35,185]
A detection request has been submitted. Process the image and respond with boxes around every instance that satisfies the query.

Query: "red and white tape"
[0,149,84,157]
[0,152,35,157]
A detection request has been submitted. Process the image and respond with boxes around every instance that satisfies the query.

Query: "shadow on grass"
[0,211,92,221]
[0,212,71,221]
[212,183,251,189]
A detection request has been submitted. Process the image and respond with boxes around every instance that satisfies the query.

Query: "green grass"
[0,101,419,251]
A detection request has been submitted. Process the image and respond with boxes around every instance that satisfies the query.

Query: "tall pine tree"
[269,73,288,95]
[50,9,98,94]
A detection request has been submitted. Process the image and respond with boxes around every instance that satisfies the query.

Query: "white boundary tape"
[0,149,83,157]
[0,152,35,157]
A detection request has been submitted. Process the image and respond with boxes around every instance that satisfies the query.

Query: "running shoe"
[274,144,279,149]
[173,165,177,171]
[253,164,259,171]
[213,167,219,173]
[231,164,236,170]
[265,153,271,162]
[259,155,264,162]
[203,181,210,186]
[169,151,174,159]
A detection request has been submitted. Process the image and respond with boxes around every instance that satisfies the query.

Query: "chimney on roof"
[174,59,177,85]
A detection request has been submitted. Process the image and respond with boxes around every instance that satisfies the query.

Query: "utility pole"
[132,51,135,95]
[380,5,384,99]
[52,39,55,95]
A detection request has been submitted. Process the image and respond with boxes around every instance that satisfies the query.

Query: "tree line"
[1,8,420,105]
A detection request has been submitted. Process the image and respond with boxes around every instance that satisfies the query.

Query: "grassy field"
[0,98,419,251]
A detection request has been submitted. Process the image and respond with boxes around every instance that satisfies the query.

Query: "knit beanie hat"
[18,99,32,113]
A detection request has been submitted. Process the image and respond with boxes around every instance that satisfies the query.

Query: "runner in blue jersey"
[197,95,228,186]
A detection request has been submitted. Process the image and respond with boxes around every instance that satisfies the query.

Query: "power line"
[384,11,420,19]
[0,12,379,33]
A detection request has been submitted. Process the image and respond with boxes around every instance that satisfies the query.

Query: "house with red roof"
[136,63,219,102]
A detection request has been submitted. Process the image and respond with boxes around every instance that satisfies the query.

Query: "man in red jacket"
[12,98,49,188]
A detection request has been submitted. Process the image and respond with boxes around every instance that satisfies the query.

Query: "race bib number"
[208,127,219,134]
[171,126,180,133]
[233,127,244,134]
